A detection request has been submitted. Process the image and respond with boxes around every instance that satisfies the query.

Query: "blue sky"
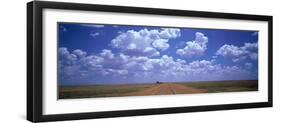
[58,23,258,85]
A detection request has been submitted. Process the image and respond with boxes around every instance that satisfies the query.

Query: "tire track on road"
[127,83,207,96]
[169,84,176,94]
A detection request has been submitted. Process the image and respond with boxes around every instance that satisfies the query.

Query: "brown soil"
[126,83,208,96]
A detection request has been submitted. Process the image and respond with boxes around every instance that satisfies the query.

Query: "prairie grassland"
[59,80,258,99]
[59,84,154,99]
[177,80,258,93]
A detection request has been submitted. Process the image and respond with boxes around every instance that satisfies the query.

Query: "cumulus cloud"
[59,48,130,83]
[110,28,181,57]
[59,47,257,84]
[73,49,87,58]
[152,39,169,51]
[60,25,67,32]
[59,47,77,65]
[245,62,253,69]
[100,49,114,59]
[90,32,100,38]
[252,32,258,36]
[176,32,208,57]
[216,42,258,62]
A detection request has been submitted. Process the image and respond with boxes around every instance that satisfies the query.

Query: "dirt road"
[128,83,207,96]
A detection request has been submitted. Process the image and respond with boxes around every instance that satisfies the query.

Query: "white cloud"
[59,48,131,81]
[252,32,258,36]
[59,47,77,65]
[100,49,114,59]
[59,47,257,83]
[73,49,87,58]
[159,28,181,39]
[245,62,253,69]
[216,42,258,62]
[60,25,67,32]
[111,28,180,57]
[189,60,213,69]
[249,53,258,60]
[212,55,218,59]
[90,32,100,38]
[152,39,169,51]
[176,32,208,57]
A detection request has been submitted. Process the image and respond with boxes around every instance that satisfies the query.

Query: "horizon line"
[59,79,258,86]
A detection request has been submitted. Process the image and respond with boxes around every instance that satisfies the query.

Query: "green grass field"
[59,80,258,99]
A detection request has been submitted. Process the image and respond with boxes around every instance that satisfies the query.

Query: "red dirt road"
[128,83,208,96]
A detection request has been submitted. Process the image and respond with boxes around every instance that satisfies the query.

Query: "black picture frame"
[27,1,273,122]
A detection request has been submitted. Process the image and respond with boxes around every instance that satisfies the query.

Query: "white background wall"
[0,0,280,123]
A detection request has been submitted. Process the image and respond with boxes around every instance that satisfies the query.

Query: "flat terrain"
[59,80,258,99]
[128,83,207,96]
[177,80,258,93]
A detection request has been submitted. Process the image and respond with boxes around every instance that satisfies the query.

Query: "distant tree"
[156,81,162,84]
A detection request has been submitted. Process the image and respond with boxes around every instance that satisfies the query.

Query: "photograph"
[58,23,259,99]
[27,1,272,122]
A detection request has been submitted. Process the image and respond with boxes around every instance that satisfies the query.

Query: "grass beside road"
[59,84,154,99]
[177,80,258,93]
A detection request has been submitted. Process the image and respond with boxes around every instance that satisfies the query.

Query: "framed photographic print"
[27,1,273,122]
